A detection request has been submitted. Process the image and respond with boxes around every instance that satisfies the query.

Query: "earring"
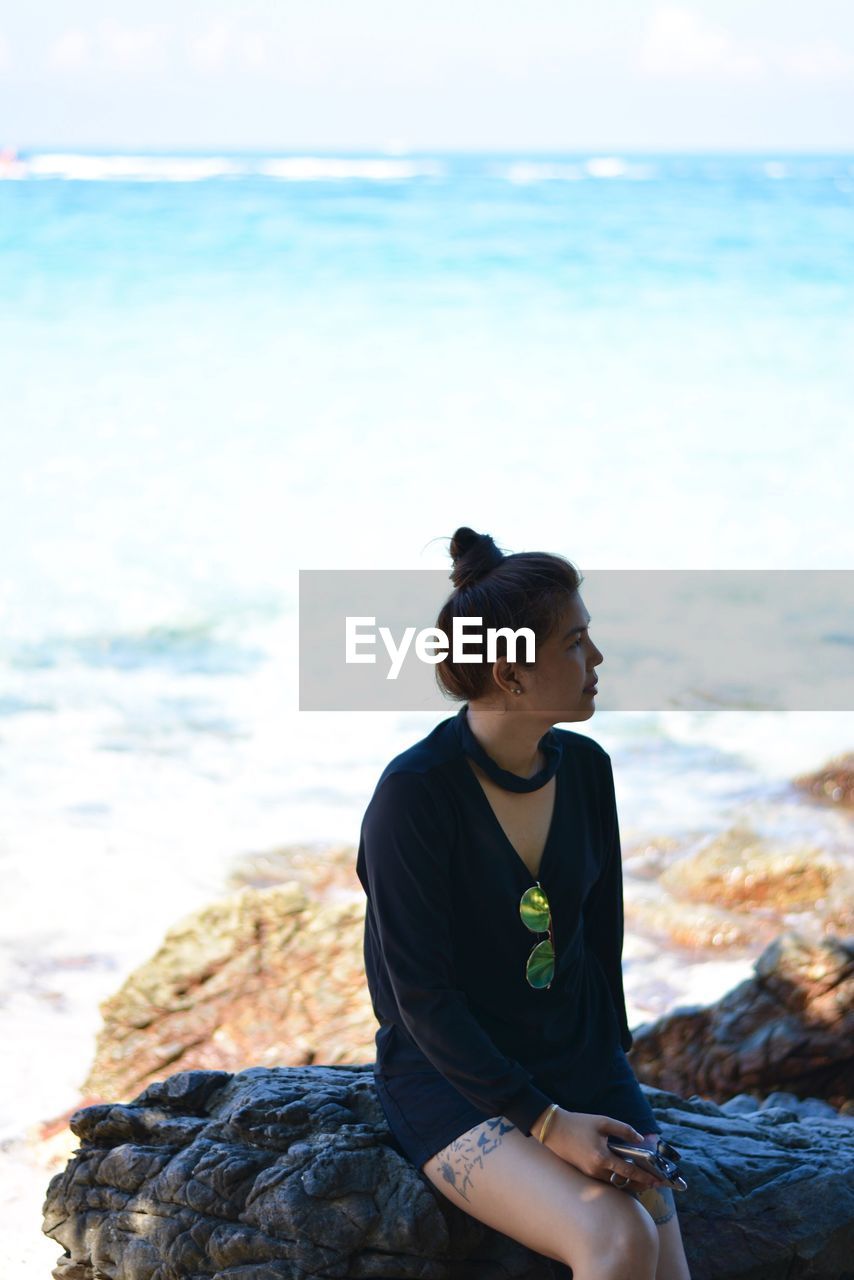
[514,688,522,695]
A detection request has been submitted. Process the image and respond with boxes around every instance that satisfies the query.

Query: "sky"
[2,0,854,151]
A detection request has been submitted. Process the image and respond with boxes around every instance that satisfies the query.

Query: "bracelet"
[536,1103,559,1144]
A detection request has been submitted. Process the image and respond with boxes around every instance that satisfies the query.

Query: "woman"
[356,527,692,1280]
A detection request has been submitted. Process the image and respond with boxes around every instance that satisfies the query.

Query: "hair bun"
[448,526,505,589]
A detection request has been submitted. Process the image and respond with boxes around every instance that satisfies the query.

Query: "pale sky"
[2,0,854,151]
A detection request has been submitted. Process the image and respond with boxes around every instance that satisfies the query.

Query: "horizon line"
[5,142,854,156]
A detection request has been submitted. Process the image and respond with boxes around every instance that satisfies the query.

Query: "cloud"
[639,7,765,82]
[188,20,269,74]
[46,29,93,73]
[99,22,168,72]
[45,23,168,75]
[774,41,854,82]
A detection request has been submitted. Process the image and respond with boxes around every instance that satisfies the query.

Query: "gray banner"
[299,569,854,711]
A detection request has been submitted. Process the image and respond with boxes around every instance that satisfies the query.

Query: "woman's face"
[522,592,603,721]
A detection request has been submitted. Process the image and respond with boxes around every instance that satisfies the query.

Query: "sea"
[0,149,852,1173]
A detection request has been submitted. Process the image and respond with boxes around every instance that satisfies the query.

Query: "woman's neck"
[464,702,549,779]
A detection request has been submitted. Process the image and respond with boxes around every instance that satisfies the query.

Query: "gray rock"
[797,1098,848,1121]
[720,1094,762,1115]
[760,1091,802,1110]
[43,1066,854,1280]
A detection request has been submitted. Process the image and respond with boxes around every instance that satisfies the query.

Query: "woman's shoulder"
[375,713,459,784]
[552,725,612,765]
[552,728,616,809]
[363,718,460,828]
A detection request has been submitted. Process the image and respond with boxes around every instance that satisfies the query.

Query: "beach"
[1,149,852,1272]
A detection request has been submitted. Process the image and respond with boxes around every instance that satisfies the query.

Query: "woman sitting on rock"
[356,525,692,1280]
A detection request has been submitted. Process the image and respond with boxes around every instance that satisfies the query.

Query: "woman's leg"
[624,1134,692,1280]
[420,1115,660,1280]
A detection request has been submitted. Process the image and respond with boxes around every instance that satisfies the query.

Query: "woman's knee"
[586,1197,659,1279]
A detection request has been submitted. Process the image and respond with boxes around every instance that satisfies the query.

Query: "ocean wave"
[2,152,445,183]
[20,153,245,182]
[4,620,267,679]
[498,156,657,184]
[259,157,443,181]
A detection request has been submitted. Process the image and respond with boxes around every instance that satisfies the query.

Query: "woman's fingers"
[594,1115,661,1186]
[598,1116,645,1144]
[605,1149,662,1187]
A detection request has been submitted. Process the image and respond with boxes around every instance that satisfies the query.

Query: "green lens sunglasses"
[519,881,554,989]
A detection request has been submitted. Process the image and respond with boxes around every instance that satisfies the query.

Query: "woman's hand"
[541,1109,665,1192]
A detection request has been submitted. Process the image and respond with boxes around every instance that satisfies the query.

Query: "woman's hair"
[435,525,583,702]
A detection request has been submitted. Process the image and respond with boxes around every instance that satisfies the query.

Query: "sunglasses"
[519,881,554,989]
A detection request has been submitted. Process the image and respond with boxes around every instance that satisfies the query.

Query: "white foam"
[259,157,443,182]
[502,161,584,185]
[14,152,447,184]
[499,157,656,184]
[658,709,854,781]
[585,156,627,178]
[24,153,243,182]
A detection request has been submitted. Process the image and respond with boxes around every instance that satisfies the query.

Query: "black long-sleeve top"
[355,703,633,1138]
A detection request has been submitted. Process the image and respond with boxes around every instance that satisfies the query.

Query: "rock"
[83,883,378,1102]
[623,878,773,951]
[629,932,854,1108]
[42,1066,854,1280]
[224,840,363,904]
[82,834,853,1108]
[621,818,852,953]
[793,753,854,808]
[658,821,850,922]
[720,1094,761,1116]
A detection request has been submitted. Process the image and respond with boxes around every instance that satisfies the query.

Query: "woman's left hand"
[615,1132,668,1195]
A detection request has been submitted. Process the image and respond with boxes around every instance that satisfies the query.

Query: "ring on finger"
[609,1171,630,1188]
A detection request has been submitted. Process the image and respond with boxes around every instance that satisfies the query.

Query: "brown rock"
[82,882,378,1101]
[659,822,843,913]
[624,879,772,951]
[793,752,854,808]
[629,932,854,1108]
[225,840,362,902]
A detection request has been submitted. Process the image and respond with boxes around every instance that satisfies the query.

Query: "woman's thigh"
[420,1115,660,1275]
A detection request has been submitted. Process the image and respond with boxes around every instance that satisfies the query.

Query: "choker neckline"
[453,703,563,793]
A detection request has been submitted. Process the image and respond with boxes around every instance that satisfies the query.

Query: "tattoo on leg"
[434,1116,516,1202]
[630,1183,676,1225]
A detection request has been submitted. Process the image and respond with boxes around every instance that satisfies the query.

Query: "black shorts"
[374,1045,660,1170]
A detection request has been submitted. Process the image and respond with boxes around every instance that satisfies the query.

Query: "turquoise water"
[2,151,853,645]
[0,151,852,1140]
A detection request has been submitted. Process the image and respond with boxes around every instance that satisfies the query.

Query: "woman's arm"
[357,768,553,1136]
[582,752,633,1053]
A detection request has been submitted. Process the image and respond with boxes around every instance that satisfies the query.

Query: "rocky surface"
[82,830,853,1111]
[624,821,852,951]
[83,880,379,1102]
[81,849,854,1121]
[793,752,854,809]
[43,1065,854,1280]
[658,825,842,913]
[629,931,854,1110]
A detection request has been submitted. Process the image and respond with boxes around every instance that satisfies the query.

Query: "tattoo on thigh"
[631,1183,676,1226]
[433,1116,516,1202]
